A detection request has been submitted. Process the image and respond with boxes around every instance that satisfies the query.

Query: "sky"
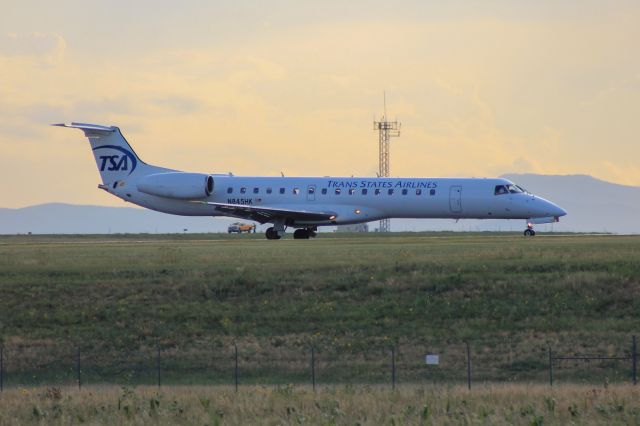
[1,0,639,208]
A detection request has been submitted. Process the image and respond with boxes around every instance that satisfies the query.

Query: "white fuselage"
[53,122,566,235]
[110,173,566,227]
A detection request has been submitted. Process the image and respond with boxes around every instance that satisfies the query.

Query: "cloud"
[2,5,640,208]
[151,95,204,114]
[0,32,66,65]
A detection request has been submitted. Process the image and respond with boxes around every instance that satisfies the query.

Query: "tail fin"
[53,122,146,184]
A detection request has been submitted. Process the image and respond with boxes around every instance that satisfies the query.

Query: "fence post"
[234,344,239,392]
[632,335,637,386]
[156,346,161,388]
[466,342,471,390]
[76,347,81,391]
[0,344,3,392]
[391,346,396,390]
[311,346,316,391]
[548,344,553,387]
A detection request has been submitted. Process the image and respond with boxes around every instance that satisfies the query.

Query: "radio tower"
[373,92,401,232]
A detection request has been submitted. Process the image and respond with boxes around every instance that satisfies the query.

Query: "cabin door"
[307,185,316,201]
[449,185,462,213]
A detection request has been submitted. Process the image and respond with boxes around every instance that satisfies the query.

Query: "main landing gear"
[293,228,317,240]
[265,219,286,240]
[524,223,536,237]
[265,226,318,240]
[265,227,281,240]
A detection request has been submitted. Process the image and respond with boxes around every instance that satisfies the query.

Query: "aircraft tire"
[524,229,535,236]
[266,227,281,240]
[293,229,310,239]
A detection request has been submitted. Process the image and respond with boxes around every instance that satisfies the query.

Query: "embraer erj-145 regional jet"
[55,122,567,239]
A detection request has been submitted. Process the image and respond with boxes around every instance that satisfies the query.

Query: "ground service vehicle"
[228,222,256,233]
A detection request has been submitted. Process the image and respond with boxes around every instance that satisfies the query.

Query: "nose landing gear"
[524,223,536,237]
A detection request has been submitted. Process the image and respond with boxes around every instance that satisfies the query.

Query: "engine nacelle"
[137,172,214,199]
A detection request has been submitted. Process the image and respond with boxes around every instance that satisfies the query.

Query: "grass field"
[1,383,639,425]
[0,232,639,386]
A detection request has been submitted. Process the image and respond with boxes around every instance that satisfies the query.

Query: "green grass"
[0,233,639,386]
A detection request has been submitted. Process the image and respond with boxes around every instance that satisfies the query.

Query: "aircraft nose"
[555,204,568,217]
[538,197,567,217]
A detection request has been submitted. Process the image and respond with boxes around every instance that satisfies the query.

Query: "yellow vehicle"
[227,222,256,234]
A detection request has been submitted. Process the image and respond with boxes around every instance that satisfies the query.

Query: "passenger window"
[388,189,394,195]
[227,187,233,194]
[375,189,381,195]
[416,189,422,195]
[240,187,246,194]
[362,188,368,195]
[494,185,508,195]
[253,187,259,194]
[308,187,315,194]
[321,188,327,195]
[279,188,285,194]
[266,187,272,194]
[293,188,300,195]
[335,188,341,195]
[402,189,408,195]
[348,188,355,195]
[430,189,436,196]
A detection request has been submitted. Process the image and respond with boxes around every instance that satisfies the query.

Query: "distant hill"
[0,203,234,235]
[1,174,638,234]
[500,173,640,234]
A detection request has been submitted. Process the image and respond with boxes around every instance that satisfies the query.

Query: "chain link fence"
[0,336,637,390]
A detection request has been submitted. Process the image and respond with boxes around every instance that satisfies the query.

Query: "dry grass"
[0,383,638,425]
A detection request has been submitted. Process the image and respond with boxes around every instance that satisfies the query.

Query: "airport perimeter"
[1,232,639,389]
[0,335,638,390]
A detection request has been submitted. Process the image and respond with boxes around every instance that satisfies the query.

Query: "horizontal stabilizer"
[52,122,115,135]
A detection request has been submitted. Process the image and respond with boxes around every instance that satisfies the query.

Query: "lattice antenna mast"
[373,92,401,232]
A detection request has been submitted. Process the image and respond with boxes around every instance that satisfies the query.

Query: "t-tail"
[52,122,150,185]
[54,122,210,202]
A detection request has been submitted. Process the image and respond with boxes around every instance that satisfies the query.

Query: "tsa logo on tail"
[93,145,137,175]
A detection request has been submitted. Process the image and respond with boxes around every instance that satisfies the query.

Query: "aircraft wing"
[193,201,337,224]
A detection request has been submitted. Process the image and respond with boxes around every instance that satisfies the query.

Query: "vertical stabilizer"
[53,122,147,185]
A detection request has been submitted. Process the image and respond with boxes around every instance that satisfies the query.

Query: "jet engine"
[137,172,214,199]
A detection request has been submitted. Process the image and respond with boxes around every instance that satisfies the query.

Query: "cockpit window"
[494,185,508,195]
[496,184,528,195]
[506,184,524,194]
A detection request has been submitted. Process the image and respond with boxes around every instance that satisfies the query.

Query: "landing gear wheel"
[266,227,281,240]
[293,229,310,239]
[524,228,536,236]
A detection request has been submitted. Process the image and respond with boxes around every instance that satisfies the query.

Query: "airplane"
[54,122,567,239]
